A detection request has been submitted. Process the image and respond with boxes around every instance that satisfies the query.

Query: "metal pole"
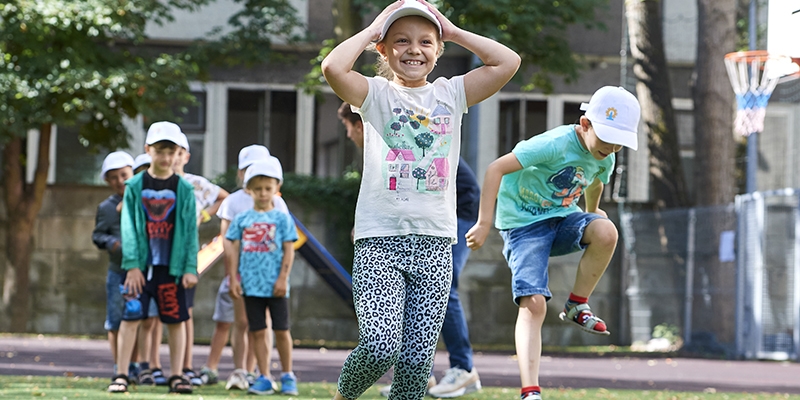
[746,0,758,193]
[683,208,696,345]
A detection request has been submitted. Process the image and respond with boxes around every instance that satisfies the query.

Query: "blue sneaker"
[280,372,299,396]
[248,375,275,395]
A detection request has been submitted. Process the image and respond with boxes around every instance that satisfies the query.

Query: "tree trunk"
[2,124,52,332]
[694,0,737,206]
[691,0,737,346]
[332,0,362,42]
[625,0,688,208]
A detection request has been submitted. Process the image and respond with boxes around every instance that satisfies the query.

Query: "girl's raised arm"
[420,0,520,107]
[321,2,402,107]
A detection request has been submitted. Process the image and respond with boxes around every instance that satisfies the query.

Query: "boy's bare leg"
[247,337,258,373]
[248,328,272,375]
[515,295,546,388]
[250,328,269,377]
[274,330,292,373]
[231,295,249,370]
[205,321,232,371]
[108,330,118,365]
[166,321,188,378]
[184,307,195,370]
[138,317,155,367]
[150,318,163,369]
[116,320,141,376]
[572,219,618,297]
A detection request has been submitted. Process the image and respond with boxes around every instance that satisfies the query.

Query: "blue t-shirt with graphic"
[495,124,614,230]
[226,209,298,298]
[141,172,179,266]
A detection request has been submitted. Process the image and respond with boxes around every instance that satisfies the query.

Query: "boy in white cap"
[93,151,135,380]
[225,157,299,396]
[465,86,641,400]
[203,145,292,392]
[108,121,199,394]
[133,153,152,175]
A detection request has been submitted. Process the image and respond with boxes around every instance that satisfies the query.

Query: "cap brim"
[592,121,638,151]
[379,3,442,41]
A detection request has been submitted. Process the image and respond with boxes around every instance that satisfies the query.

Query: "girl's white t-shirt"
[184,173,221,219]
[354,76,467,243]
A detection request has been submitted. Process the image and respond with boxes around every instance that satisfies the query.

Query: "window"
[226,89,297,172]
[54,125,106,185]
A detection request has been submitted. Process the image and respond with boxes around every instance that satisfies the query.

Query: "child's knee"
[586,219,618,247]
[519,295,547,318]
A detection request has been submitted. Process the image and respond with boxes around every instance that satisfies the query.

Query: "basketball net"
[724,50,800,136]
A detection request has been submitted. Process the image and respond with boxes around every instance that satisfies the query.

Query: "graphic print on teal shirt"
[226,209,298,298]
[142,188,176,266]
[382,101,453,195]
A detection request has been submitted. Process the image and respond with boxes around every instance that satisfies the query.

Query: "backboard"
[767,0,800,81]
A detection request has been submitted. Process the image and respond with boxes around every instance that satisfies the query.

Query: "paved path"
[1,335,799,394]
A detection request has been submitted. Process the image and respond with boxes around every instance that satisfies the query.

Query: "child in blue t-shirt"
[225,158,299,396]
[466,86,641,400]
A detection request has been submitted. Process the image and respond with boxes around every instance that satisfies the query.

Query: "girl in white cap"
[465,85,641,400]
[322,0,519,398]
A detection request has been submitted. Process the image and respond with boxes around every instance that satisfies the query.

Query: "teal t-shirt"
[495,124,614,230]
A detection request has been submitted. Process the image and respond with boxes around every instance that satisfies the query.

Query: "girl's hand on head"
[417,0,458,42]
[367,0,405,41]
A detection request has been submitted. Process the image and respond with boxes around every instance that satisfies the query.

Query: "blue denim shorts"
[499,212,605,305]
[105,270,159,331]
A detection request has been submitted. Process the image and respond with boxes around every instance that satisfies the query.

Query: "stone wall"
[0,185,622,348]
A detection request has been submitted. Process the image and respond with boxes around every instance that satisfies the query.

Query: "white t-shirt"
[354,76,467,242]
[216,189,289,221]
[184,173,222,219]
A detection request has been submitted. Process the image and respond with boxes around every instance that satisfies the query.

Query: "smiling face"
[377,16,442,88]
[105,166,133,197]
[577,116,623,160]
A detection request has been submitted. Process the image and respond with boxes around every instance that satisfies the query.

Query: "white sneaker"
[427,367,482,398]
[225,368,250,390]
[379,375,436,397]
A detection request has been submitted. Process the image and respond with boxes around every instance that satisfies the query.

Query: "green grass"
[1,376,799,400]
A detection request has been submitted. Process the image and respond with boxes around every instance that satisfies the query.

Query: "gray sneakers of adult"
[427,367,482,398]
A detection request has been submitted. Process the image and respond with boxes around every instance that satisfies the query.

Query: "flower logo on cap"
[605,107,618,121]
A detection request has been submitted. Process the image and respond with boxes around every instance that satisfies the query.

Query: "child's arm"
[465,153,523,250]
[273,242,296,298]
[583,178,607,218]
[421,0,520,107]
[92,203,120,254]
[320,2,403,107]
[224,238,243,298]
[203,188,229,222]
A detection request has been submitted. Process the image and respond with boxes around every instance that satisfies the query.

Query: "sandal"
[151,368,168,386]
[183,368,203,386]
[168,375,193,394]
[107,374,129,393]
[138,369,154,385]
[558,303,611,336]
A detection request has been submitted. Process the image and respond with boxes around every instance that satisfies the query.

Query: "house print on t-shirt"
[383,101,453,196]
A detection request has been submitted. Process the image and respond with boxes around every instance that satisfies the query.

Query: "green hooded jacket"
[120,172,198,279]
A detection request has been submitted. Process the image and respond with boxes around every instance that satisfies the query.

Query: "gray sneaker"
[427,367,482,398]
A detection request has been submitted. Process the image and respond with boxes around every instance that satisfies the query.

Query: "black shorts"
[244,296,290,332]
[185,286,196,308]
[123,266,189,324]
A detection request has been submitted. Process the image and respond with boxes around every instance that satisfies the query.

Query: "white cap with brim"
[101,151,134,179]
[580,86,641,151]
[244,157,284,186]
[145,121,184,146]
[132,153,152,171]
[379,0,442,41]
[176,132,190,152]
[238,144,271,170]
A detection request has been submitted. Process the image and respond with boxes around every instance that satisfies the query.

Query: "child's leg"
[165,321,187,378]
[138,317,155,366]
[231,294,249,370]
[116,320,141,376]
[268,297,292,373]
[184,306,195,370]
[205,321,231,370]
[250,328,269,376]
[242,296,271,377]
[247,328,271,375]
[572,218,618,296]
[274,331,292,372]
[108,330,119,366]
[337,238,407,399]
[390,236,452,398]
[515,295,547,388]
[149,319,163,369]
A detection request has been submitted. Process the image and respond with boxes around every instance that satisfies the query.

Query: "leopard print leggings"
[338,235,452,400]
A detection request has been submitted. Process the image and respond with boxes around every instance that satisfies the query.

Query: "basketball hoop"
[724,50,800,136]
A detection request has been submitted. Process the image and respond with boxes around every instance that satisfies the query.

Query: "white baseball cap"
[244,157,284,186]
[145,121,184,146]
[238,144,271,170]
[101,151,134,179]
[379,0,442,41]
[580,86,641,151]
[132,153,152,171]
[175,132,190,152]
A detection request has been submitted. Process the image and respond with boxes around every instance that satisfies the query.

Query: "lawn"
[0,376,799,400]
